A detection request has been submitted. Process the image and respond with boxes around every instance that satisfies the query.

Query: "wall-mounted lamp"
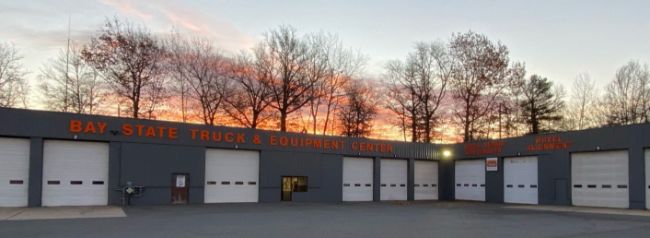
[442,150,452,159]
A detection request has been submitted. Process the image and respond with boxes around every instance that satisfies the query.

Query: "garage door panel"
[205,149,259,203]
[571,151,629,208]
[414,160,438,200]
[342,157,373,202]
[504,156,538,204]
[380,159,407,201]
[455,160,485,201]
[0,138,30,207]
[42,140,109,207]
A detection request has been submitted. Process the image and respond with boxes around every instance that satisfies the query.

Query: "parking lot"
[1,202,650,238]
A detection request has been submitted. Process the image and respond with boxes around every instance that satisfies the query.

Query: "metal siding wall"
[408,158,415,201]
[27,137,43,207]
[258,150,342,202]
[321,153,343,202]
[108,142,121,205]
[536,153,569,205]
[629,147,646,209]
[438,159,454,201]
[120,143,205,205]
[485,157,503,203]
[0,108,441,160]
[373,157,381,202]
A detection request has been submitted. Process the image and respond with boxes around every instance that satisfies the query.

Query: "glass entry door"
[281,176,308,201]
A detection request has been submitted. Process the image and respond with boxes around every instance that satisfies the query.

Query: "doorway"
[281,176,308,201]
[171,173,189,204]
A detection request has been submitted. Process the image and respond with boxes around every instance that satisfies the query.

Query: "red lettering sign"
[464,141,505,157]
[68,119,397,154]
[527,135,572,152]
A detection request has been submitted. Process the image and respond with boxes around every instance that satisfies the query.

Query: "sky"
[1,0,649,105]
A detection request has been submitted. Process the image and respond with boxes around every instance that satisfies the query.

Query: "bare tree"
[518,74,564,134]
[0,43,28,108]
[224,53,275,129]
[166,31,192,122]
[603,60,650,125]
[338,79,377,137]
[494,100,521,138]
[385,42,453,143]
[385,59,421,142]
[255,25,316,132]
[304,33,365,135]
[573,73,595,129]
[304,34,331,134]
[39,44,104,114]
[320,48,364,135]
[449,31,517,142]
[168,37,232,126]
[81,18,167,118]
[560,73,601,130]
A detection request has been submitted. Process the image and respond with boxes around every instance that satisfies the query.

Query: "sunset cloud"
[97,0,255,52]
[98,0,153,20]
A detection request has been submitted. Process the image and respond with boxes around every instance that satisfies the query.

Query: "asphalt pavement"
[1,201,650,238]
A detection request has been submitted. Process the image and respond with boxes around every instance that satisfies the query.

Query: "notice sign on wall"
[486,157,498,171]
[176,176,186,188]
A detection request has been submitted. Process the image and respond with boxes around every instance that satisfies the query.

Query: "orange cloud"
[98,0,153,20]
[98,0,255,52]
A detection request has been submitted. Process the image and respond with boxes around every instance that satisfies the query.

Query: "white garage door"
[42,140,109,206]
[205,149,259,203]
[504,156,538,204]
[645,150,650,209]
[414,160,438,200]
[572,151,629,208]
[0,138,30,207]
[455,160,485,201]
[342,157,373,202]
[380,159,407,201]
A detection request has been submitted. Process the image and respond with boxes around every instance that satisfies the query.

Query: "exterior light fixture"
[442,150,452,159]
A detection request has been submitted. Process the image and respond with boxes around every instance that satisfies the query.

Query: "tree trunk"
[132,100,139,119]
[280,110,288,132]
[411,116,417,142]
[532,114,539,134]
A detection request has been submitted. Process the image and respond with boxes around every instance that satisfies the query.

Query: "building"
[0,107,648,210]
[0,108,444,207]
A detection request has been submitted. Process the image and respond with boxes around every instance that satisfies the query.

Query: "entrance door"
[281,176,308,201]
[171,174,189,204]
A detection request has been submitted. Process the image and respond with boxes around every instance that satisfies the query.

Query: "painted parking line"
[504,205,650,217]
[0,206,126,221]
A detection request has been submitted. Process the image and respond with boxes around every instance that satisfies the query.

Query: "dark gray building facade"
[0,107,648,210]
[0,108,446,207]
